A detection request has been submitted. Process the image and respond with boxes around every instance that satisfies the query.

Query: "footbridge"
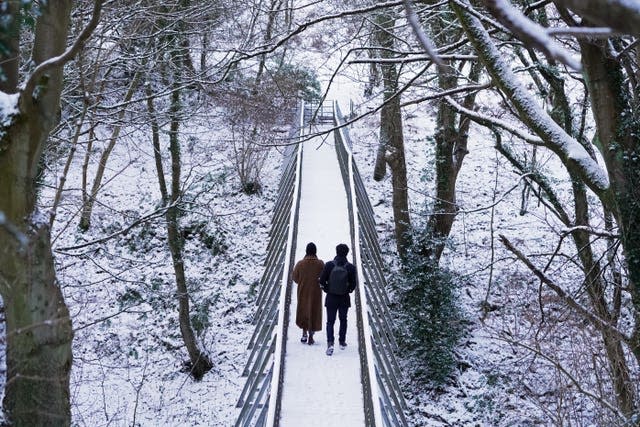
[235,101,408,427]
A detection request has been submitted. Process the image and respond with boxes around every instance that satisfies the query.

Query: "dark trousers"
[326,304,348,345]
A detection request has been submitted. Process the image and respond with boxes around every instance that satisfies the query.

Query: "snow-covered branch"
[480,0,582,71]
[444,96,544,145]
[546,26,616,38]
[23,0,103,101]
[349,54,477,64]
[554,0,640,37]
[451,1,611,199]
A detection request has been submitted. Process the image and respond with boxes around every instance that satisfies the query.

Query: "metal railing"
[334,101,409,427]
[236,100,407,426]
[235,103,304,427]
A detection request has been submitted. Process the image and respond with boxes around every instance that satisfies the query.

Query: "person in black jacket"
[319,243,357,356]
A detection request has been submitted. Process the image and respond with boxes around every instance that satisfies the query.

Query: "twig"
[499,234,630,345]
[496,333,627,421]
[403,0,444,66]
[55,203,176,252]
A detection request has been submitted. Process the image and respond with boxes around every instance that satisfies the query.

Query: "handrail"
[333,101,409,427]
[237,99,407,426]
[264,100,304,426]
[338,102,385,427]
[235,101,304,427]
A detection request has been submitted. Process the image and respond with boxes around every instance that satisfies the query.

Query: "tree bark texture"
[580,38,640,372]
[373,12,411,258]
[0,1,75,424]
[421,16,475,264]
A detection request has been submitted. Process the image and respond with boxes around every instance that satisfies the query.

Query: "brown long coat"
[292,255,324,332]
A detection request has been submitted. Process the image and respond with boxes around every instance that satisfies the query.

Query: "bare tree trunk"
[146,12,213,377]
[579,37,640,407]
[422,60,477,263]
[166,75,212,379]
[78,70,142,231]
[255,0,285,85]
[0,1,101,423]
[373,11,411,258]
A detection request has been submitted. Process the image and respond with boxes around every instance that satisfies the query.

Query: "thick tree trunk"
[373,12,411,258]
[580,38,640,368]
[0,222,73,426]
[0,2,78,424]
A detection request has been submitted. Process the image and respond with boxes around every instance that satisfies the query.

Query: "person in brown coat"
[292,242,324,345]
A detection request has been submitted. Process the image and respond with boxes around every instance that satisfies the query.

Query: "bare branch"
[55,203,176,252]
[400,83,490,107]
[403,0,444,66]
[444,96,544,145]
[23,0,103,101]
[496,334,627,421]
[561,226,620,239]
[499,234,630,345]
[220,0,405,81]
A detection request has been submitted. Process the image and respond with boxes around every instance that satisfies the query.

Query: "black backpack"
[328,262,349,295]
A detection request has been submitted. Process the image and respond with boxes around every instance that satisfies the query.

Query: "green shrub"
[190,299,211,337]
[272,63,321,103]
[396,230,465,385]
[182,220,228,255]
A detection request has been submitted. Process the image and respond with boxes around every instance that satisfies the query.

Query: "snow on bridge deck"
[279,124,365,426]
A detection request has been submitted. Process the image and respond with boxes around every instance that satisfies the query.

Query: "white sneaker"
[326,345,334,356]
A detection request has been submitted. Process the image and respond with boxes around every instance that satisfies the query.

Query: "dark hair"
[306,242,317,255]
[336,243,349,257]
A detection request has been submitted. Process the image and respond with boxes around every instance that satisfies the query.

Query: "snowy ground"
[2,34,627,425]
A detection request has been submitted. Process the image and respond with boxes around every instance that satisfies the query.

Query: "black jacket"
[319,256,357,307]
